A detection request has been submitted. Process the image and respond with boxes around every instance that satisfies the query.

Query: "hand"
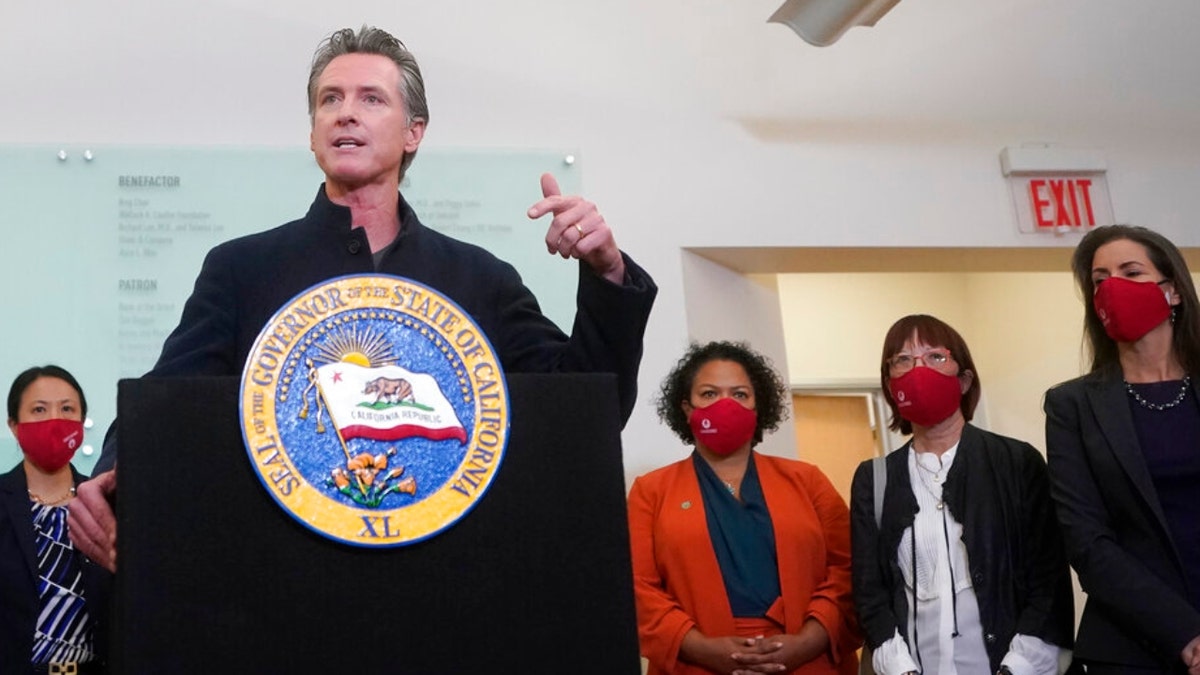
[67,469,118,572]
[730,636,788,674]
[729,635,795,673]
[679,629,761,674]
[1183,634,1200,674]
[733,619,830,674]
[527,173,625,284]
[730,635,806,674]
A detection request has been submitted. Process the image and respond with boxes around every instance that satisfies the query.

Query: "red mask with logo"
[888,367,963,428]
[1093,276,1172,343]
[15,419,84,472]
[688,398,757,456]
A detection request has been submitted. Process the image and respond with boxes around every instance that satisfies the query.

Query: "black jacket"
[0,463,111,674]
[851,424,1074,672]
[1046,371,1200,670]
[96,185,656,472]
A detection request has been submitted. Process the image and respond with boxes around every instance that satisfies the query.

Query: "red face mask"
[888,367,963,428]
[688,398,757,456]
[1093,276,1172,343]
[15,419,84,472]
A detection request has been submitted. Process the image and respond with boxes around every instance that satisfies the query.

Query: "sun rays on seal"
[310,325,395,367]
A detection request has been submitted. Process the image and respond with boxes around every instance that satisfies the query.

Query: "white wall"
[5,0,1200,480]
[779,273,972,385]
[963,273,1086,448]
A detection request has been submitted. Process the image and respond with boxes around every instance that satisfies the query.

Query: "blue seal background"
[276,310,476,509]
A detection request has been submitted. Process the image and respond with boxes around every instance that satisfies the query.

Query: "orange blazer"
[628,452,860,675]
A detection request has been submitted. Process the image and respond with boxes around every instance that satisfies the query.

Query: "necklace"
[722,480,737,496]
[28,485,76,506]
[1124,375,1191,411]
[912,455,945,510]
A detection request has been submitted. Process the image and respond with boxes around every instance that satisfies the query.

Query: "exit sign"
[1000,147,1115,234]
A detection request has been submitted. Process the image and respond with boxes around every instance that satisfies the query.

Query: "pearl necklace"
[1124,376,1191,411]
[28,485,76,506]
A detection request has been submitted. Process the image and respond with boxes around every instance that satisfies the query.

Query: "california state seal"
[239,274,509,547]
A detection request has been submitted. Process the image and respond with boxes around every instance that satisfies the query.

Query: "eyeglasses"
[888,348,954,375]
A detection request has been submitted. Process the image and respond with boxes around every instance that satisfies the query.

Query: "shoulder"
[965,423,1034,450]
[634,457,693,484]
[210,217,307,255]
[851,452,890,484]
[1046,370,1111,401]
[850,450,906,501]
[0,463,24,491]
[629,457,692,504]
[964,423,1031,447]
[756,454,840,493]
[206,186,336,260]
[759,453,824,476]
[414,224,520,275]
[964,425,1045,466]
[193,218,309,278]
[850,457,874,487]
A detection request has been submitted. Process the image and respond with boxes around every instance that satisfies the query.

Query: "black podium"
[112,374,641,673]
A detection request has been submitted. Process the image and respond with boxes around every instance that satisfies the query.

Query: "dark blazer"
[0,462,111,674]
[95,185,657,472]
[850,424,1074,672]
[1045,371,1200,670]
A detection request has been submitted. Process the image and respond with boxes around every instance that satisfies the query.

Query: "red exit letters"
[1029,178,1096,228]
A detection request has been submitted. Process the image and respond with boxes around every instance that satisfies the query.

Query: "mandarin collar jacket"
[96,185,657,472]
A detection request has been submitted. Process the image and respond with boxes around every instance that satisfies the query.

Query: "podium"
[112,374,641,673]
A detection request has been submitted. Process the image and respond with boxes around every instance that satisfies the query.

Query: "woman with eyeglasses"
[1045,225,1200,674]
[851,315,1073,675]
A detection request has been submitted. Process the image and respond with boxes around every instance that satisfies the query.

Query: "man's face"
[310,53,425,195]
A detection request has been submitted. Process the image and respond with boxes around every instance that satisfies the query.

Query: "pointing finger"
[540,172,561,199]
[528,173,566,219]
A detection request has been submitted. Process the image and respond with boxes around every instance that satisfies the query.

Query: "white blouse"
[871,444,1061,675]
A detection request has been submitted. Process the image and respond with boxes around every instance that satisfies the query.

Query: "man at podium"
[68,25,657,572]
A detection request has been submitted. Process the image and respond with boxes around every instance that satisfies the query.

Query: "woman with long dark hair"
[1045,225,1200,673]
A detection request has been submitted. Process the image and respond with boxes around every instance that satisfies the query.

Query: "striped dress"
[29,502,95,665]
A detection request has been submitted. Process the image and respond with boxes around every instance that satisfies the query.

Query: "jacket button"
[972,572,983,584]
[347,240,362,254]
[985,633,997,644]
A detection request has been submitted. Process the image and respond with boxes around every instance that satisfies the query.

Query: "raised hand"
[527,173,625,284]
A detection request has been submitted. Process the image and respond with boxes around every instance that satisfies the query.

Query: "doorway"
[791,391,896,502]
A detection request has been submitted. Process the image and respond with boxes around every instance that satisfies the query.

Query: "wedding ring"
[574,223,583,236]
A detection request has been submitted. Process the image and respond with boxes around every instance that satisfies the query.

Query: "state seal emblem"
[239,274,509,546]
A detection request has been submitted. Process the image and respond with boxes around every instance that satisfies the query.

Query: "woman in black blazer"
[2,365,109,674]
[1045,225,1200,674]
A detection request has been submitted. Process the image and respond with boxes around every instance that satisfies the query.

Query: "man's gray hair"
[308,26,429,180]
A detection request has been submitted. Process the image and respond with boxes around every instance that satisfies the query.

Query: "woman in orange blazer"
[629,341,860,675]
